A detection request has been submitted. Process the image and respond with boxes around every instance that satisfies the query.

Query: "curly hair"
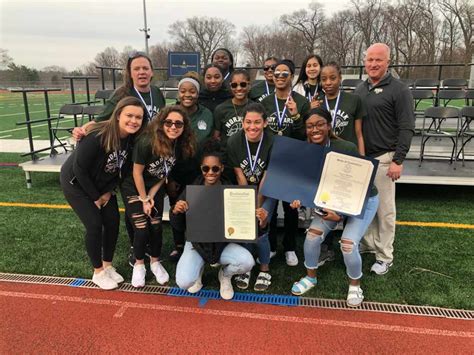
[146,105,196,159]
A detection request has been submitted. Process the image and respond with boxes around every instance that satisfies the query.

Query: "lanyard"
[274,94,289,129]
[223,72,230,81]
[324,91,341,128]
[134,87,154,120]
[265,81,270,95]
[115,138,129,178]
[245,134,264,179]
[307,83,319,102]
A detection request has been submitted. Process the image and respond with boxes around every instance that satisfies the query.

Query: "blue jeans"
[304,195,379,279]
[176,242,255,290]
[243,196,276,265]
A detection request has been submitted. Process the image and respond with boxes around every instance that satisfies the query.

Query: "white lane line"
[0,118,74,134]
[0,135,12,138]
[114,305,128,318]
[0,290,472,339]
[0,109,59,117]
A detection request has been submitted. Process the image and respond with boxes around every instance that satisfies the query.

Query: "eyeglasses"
[306,122,328,130]
[273,71,290,79]
[230,82,249,89]
[263,65,276,72]
[201,165,221,173]
[163,119,184,129]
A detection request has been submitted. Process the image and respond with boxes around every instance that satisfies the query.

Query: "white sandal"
[254,272,272,291]
[291,276,317,296]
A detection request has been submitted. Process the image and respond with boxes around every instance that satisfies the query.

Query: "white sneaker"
[150,261,169,285]
[346,285,364,307]
[218,268,234,300]
[104,265,124,283]
[187,267,204,293]
[131,263,146,288]
[92,270,118,290]
[285,251,299,266]
[370,261,393,275]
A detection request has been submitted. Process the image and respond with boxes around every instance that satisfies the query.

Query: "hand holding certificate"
[185,185,258,243]
[315,152,374,216]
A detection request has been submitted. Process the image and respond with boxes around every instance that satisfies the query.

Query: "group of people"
[64,43,414,307]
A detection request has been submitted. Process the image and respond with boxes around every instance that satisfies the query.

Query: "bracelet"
[291,113,301,121]
[138,195,151,202]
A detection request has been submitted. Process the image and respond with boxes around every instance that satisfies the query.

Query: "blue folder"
[260,136,378,217]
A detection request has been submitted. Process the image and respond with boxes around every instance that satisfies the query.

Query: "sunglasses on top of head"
[273,71,290,79]
[163,119,184,129]
[263,65,276,72]
[201,165,221,173]
[128,51,147,60]
[230,82,249,89]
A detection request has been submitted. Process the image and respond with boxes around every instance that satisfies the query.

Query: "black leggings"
[61,181,119,269]
[269,201,298,252]
[168,189,186,250]
[123,186,165,261]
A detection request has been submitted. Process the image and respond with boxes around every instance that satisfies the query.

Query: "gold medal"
[249,176,256,183]
[278,130,283,136]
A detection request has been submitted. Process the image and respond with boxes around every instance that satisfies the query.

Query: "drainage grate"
[167,287,299,306]
[1,272,472,320]
[299,297,474,320]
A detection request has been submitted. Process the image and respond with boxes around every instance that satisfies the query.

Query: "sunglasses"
[306,121,328,130]
[128,50,147,60]
[263,65,276,72]
[163,119,184,129]
[201,165,221,173]
[230,82,249,89]
[273,71,290,79]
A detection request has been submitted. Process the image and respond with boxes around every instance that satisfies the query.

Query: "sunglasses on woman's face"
[273,71,290,79]
[230,82,249,89]
[201,165,221,173]
[163,119,184,129]
[263,65,276,72]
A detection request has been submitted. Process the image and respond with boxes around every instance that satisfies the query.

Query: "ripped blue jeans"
[304,195,379,279]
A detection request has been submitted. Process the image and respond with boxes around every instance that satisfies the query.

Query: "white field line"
[0,118,74,134]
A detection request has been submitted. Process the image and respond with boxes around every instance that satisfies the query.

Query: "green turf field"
[0,91,177,140]
[0,152,472,310]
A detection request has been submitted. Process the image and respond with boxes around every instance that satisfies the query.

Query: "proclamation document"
[223,188,257,241]
[314,151,374,216]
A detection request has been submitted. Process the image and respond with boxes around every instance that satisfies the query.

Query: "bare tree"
[0,48,13,69]
[438,0,473,76]
[94,47,121,68]
[280,1,326,53]
[321,10,358,65]
[168,16,235,65]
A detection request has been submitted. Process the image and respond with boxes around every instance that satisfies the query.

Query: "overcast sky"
[0,0,351,70]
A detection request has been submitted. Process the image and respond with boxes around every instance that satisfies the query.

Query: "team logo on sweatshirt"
[147,156,176,178]
[225,116,243,137]
[197,120,207,131]
[104,150,128,173]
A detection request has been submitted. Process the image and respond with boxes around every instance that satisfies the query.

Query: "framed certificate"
[314,151,374,216]
[185,185,258,243]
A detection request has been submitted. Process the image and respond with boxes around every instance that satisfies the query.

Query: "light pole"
[139,0,150,55]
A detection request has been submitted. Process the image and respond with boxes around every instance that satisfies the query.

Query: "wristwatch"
[392,158,403,165]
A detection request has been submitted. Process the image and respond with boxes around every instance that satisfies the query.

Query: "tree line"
[1,0,472,85]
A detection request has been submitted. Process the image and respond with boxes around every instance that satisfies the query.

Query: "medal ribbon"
[324,91,341,128]
[274,94,289,130]
[307,83,319,102]
[245,134,264,180]
[134,87,154,120]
